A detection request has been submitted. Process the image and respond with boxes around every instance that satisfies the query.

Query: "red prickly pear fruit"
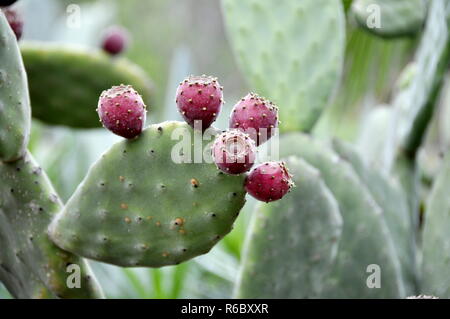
[0,1,18,7]
[245,162,294,202]
[176,75,223,131]
[212,130,256,175]
[229,93,279,146]
[97,84,147,139]
[3,8,23,40]
[102,26,129,56]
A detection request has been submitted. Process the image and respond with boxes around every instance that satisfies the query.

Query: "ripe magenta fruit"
[102,26,128,56]
[3,7,23,40]
[229,93,279,146]
[97,84,146,139]
[212,130,256,175]
[176,75,223,131]
[245,162,294,202]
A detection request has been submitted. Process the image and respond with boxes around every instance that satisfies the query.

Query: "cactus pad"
[357,106,395,168]
[235,156,343,298]
[20,42,153,128]
[222,0,345,132]
[422,153,450,297]
[0,151,103,299]
[332,139,417,295]
[391,0,450,156]
[272,133,405,298]
[351,0,427,38]
[49,121,247,267]
[0,12,30,162]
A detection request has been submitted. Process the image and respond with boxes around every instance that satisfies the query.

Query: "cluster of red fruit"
[97,75,294,203]
[176,75,293,203]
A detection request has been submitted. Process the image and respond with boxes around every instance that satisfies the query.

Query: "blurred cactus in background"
[1,0,450,299]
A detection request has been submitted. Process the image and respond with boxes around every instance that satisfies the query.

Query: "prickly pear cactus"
[235,156,343,298]
[351,0,427,38]
[391,0,450,159]
[222,0,345,133]
[331,139,417,295]
[357,106,395,167]
[396,62,418,92]
[20,42,153,128]
[0,11,30,162]
[421,153,450,298]
[271,134,405,298]
[383,0,450,230]
[49,121,247,267]
[0,151,103,299]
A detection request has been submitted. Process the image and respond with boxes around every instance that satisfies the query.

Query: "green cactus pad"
[49,121,247,267]
[391,0,450,157]
[351,0,427,38]
[235,156,343,298]
[0,12,31,162]
[222,0,345,133]
[331,139,417,295]
[271,134,405,298]
[357,106,395,168]
[422,153,450,297]
[0,151,103,299]
[20,42,153,128]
